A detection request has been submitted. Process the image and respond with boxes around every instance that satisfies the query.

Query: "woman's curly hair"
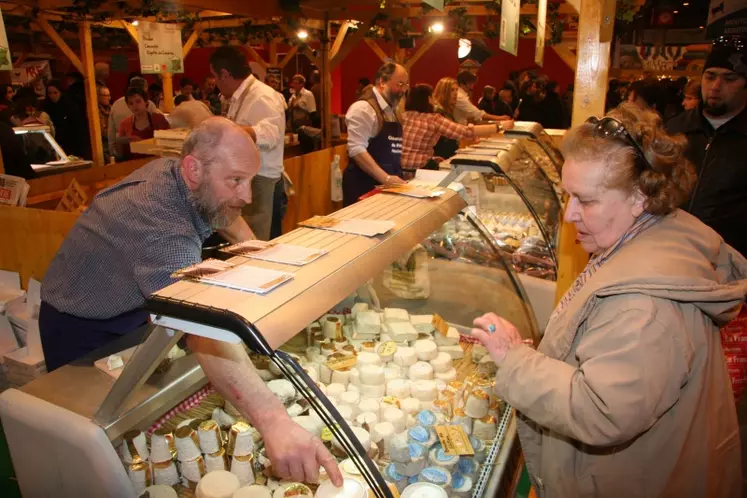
[561,102,696,215]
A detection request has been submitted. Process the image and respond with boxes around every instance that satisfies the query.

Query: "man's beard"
[189,181,243,230]
[703,101,729,116]
[384,88,404,106]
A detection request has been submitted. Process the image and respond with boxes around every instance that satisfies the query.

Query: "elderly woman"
[472,103,746,497]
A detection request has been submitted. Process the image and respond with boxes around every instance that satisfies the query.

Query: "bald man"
[39,117,343,487]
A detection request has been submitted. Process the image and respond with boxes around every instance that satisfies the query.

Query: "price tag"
[326,355,357,371]
[432,313,449,337]
[435,425,475,456]
[377,341,397,357]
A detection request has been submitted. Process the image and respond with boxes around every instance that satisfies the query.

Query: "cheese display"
[195,471,240,498]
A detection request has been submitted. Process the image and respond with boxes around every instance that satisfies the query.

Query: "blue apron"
[343,120,403,206]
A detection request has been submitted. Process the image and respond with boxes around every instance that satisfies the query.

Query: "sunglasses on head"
[586,116,653,172]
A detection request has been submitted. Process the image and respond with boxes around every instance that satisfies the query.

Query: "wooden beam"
[404,36,438,71]
[34,17,83,74]
[330,18,375,71]
[330,20,349,60]
[79,22,104,166]
[321,16,332,149]
[599,0,615,43]
[364,38,389,64]
[565,0,581,14]
[269,38,278,66]
[551,41,577,70]
[278,45,299,68]
[301,46,321,68]
[162,73,175,112]
[182,28,201,58]
[245,44,269,70]
[119,20,138,44]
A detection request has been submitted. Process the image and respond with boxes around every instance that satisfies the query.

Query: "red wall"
[338,37,575,113]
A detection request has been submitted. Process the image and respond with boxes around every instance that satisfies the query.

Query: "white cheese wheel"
[337,405,354,421]
[340,391,362,417]
[434,368,457,382]
[305,347,321,362]
[145,485,178,498]
[355,411,379,428]
[411,380,438,402]
[267,380,296,405]
[292,415,324,437]
[400,397,422,416]
[429,352,452,373]
[393,347,417,367]
[355,311,382,337]
[414,340,438,361]
[319,363,333,385]
[330,369,350,387]
[438,345,465,360]
[382,406,407,433]
[195,470,240,498]
[351,303,369,319]
[361,342,377,353]
[371,421,396,455]
[332,426,371,454]
[347,384,360,394]
[356,351,383,367]
[359,383,387,398]
[348,368,361,386]
[389,432,412,463]
[408,362,434,381]
[359,365,386,386]
[315,478,368,498]
[384,364,405,382]
[327,383,347,399]
[473,417,498,441]
[232,485,272,498]
[303,366,320,384]
[464,391,490,419]
[386,379,411,399]
[359,398,381,418]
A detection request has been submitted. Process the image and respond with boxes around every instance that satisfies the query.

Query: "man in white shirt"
[288,74,316,113]
[343,62,408,206]
[454,70,512,126]
[210,46,286,240]
[108,76,162,161]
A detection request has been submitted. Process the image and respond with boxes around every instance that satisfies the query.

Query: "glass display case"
[0,188,538,498]
[13,125,92,176]
[438,137,563,281]
[505,121,565,180]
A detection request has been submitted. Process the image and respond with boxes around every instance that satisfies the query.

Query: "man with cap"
[108,75,163,162]
[668,37,747,257]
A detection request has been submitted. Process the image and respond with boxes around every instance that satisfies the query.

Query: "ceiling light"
[298,30,309,40]
[131,20,139,26]
[683,2,689,5]
[430,22,444,34]
[699,25,704,29]
[458,38,472,58]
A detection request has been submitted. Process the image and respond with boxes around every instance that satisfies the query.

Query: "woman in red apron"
[116,86,170,159]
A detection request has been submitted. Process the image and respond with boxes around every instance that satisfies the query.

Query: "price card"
[435,425,475,456]
[377,341,397,357]
[432,313,449,337]
[326,355,357,371]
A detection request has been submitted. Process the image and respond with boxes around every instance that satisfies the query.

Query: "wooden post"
[321,15,332,148]
[364,38,389,64]
[269,38,278,66]
[279,45,299,68]
[162,73,175,112]
[246,44,269,69]
[79,22,104,166]
[330,21,350,60]
[554,0,616,304]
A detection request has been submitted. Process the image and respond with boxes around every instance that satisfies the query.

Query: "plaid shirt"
[42,158,213,319]
[402,111,474,169]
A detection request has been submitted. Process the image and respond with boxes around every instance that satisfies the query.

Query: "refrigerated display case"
[504,121,565,180]
[14,125,93,176]
[0,187,539,498]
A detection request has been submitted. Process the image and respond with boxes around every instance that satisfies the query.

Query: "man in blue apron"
[343,62,409,206]
[39,117,343,487]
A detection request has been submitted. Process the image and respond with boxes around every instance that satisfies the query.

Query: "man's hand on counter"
[263,416,344,486]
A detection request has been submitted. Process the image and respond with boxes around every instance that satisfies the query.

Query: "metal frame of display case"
[13,124,93,175]
[504,121,565,176]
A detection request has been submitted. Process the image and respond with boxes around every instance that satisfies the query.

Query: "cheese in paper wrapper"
[230,453,255,486]
[227,421,254,456]
[205,447,229,473]
[198,420,223,454]
[121,430,149,464]
[150,428,177,463]
[174,426,201,462]
[152,459,180,487]
[179,455,205,489]
[127,461,152,495]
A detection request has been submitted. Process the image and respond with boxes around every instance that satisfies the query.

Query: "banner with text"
[0,9,11,71]
[708,0,747,39]
[535,0,547,66]
[137,21,184,74]
[615,45,709,73]
[500,0,520,56]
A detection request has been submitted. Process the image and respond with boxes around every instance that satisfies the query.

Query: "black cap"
[705,37,747,77]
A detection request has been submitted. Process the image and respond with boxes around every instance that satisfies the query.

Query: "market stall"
[14,125,93,177]
[1,185,537,497]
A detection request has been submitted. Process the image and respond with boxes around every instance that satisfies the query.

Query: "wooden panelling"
[0,206,79,289]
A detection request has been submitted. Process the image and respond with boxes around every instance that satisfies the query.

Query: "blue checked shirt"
[42,158,213,319]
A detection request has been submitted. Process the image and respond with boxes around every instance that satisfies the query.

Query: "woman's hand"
[500,120,515,130]
[471,313,523,364]
[384,175,406,186]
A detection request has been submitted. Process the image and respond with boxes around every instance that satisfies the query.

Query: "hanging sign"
[535,0,547,66]
[500,0,520,56]
[0,9,11,71]
[708,0,747,38]
[137,21,184,74]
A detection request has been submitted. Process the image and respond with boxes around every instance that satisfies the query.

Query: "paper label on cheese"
[432,314,449,337]
[435,425,475,456]
[377,341,398,357]
[326,356,357,371]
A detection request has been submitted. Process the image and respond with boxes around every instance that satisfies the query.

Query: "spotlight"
[430,22,444,34]
[132,20,139,26]
[458,38,472,58]
[458,38,493,63]
[298,30,309,40]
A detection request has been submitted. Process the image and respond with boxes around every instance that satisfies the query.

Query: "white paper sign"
[535,0,547,66]
[137,21,184,74]
[0,9,11,71]
[500,0,520,56]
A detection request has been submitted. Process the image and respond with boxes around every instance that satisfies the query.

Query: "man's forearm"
[187,335,289,433]
[351,151,389,184]
[218,216,256,243]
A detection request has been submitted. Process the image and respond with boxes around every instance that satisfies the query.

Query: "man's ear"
[181,155,205,189]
